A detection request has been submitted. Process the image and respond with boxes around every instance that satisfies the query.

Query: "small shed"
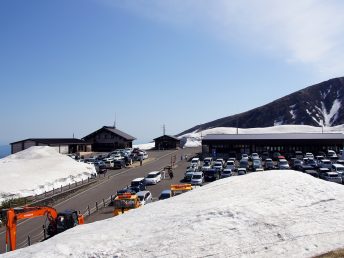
[10,138,91,154]
[154,135,180,150]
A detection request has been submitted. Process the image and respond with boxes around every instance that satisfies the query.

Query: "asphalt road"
[0,147,200,253]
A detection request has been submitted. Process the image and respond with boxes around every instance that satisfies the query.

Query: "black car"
[113,160,126,169]
[204,169,220,181]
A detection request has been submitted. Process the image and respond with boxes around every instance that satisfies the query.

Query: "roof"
[10,138,89,145]
[203,133,344,141]
[153,135,180,141]
[83,126,136,141]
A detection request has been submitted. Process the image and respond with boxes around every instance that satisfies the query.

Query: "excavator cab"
[48,209,84,237]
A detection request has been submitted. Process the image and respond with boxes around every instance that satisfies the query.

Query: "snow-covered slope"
[0,146,96,203]
[133,142,155,150]
[180,124,344,148]
[6,171,344,257]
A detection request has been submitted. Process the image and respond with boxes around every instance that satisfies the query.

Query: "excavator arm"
[5,206,58,251]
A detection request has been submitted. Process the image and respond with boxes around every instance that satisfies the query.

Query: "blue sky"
[1,0,344,144]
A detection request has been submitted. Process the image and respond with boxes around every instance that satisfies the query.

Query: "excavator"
[113,193,141,216]
[5,206,84,252]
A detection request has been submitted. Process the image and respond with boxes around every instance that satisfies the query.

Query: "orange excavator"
[5,206,84,252]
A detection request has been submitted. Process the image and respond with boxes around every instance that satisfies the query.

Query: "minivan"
[145,171,162,185]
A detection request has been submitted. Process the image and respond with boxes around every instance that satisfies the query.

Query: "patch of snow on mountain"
[7,171,344,258]
[321,99,341,126]
[320,85,332,99]
[289,109,296,120]
[0,146,96,203]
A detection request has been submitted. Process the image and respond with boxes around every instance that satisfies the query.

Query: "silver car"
[191,172,204,186]
[136,191,153,205]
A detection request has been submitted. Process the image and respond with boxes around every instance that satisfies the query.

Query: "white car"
[191,172,204,186]
[278,159,290,169]
[250,153,260,160]
[145,171,162,185]
[213,161,223,171]
[305,152,314,159]
[136,191,153,205]
[225,160,235,171]
[319,159,332,169]
[241,154,249,160]
[237,168,247,175]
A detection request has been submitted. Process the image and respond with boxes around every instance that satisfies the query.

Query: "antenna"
[114,113,117,128]
[73,133,74,139]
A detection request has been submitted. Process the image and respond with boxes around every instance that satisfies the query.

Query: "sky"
[1,0,344,145]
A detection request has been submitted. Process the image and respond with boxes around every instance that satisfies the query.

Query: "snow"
[321,99,341,126]
[179,124,344,148]
[0,146,96,204]
[132,142,155,150]
[6,170,344,257]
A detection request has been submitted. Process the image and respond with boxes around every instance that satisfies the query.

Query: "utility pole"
[163,124,166,135]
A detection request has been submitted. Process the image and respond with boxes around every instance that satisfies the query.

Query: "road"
[0,147,200,253]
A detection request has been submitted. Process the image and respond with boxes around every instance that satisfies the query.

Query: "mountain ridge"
[178,77,344,135]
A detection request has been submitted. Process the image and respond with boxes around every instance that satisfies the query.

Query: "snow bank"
[6,170,344,257]
[132,142,155,150]
[180,124,344,147]
[0,146,96,203]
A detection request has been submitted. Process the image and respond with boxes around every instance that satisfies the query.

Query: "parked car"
[241,154,249,160]
[136,191,153,206]
[264,158,274,170]
[191,158,201,169]
[113,160,126,169]
[319,159,332,170]
[237,168,247,175]
[130,178,146,192]
[202,161,212,172]
[203,157,213,164]
[304,169,319,178]
[294,151,303,160]
[224,160,235,171]
[319,171,342,184]
[204,169,220,181]
[327,150,338,160]
[221,168,232,178]
[250,153,260,160]
[252,159,262,171]
[305,152,314,159]
[261,152,270,161]
[213,161,224,172]
[272,152,282,161]
[104,159,115,168]
[216,158,225,166]
[331,164,344,180]
[292,159,303,170]
[184,171,195,182]
[145,171,162,185]
[191,172,204,186]
[278,159,290,169]
[159,190,171,200]
[239,159,249,170]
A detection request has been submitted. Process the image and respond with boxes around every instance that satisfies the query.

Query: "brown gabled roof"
[10,138,89,145]
[83,126,136,141]
[154,135,180,141]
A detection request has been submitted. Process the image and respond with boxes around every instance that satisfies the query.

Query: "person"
[168,169,174,179]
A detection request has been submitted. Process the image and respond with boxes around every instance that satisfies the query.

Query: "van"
[145,171,162,185]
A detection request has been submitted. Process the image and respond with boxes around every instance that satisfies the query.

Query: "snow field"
[5,170,344,258]
[0,146,96,204]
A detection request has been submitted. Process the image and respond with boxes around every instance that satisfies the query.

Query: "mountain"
[179,77,344,135]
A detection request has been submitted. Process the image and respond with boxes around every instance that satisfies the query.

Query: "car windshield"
[160,193,170,199]
[280,161,288,165]
[336,167,344,172]
[131,181,141,187]
[147,174,156,178]
[214,162,222,166]
[137,196,144,201]
[193,175,202,179]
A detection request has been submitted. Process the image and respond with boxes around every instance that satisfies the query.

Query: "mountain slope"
[179,77,344,135]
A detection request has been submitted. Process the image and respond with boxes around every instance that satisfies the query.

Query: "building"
[82,126,136,152]
[202,133,344,158]
[154,135,181,150]
[10,138,91,154]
